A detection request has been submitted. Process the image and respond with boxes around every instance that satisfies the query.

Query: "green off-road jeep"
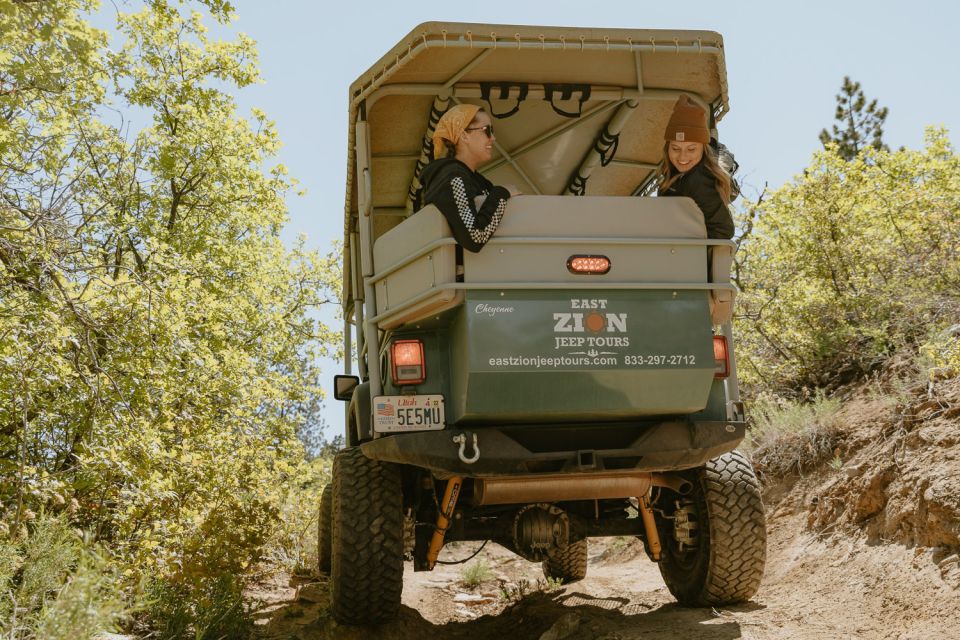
[322,22,766,625]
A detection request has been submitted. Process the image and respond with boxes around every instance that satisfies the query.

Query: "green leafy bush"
[1,1,339,636]
[267,454,332,576]
[920,326,960,380]
[735,129,960,389]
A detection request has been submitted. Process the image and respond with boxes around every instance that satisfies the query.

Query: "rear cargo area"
[372,195,735,424]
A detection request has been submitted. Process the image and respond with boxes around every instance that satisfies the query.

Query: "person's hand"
[503,184,522,197]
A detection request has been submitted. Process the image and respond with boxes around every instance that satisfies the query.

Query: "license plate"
[373,395,445,432]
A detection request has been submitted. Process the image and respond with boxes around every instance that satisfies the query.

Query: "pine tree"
[819,76,889,160]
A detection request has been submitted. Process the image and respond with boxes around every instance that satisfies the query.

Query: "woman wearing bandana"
[418,104,519,253]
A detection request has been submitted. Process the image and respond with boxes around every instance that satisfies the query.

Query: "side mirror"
[333,375,360,401]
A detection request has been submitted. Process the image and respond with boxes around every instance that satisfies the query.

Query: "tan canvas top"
[343,22,729,310]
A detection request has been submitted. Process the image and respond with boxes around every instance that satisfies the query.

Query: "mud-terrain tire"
[330,447,404,625]
[542,539,588,583]
[657,450,766,606]
[317,483,332,574]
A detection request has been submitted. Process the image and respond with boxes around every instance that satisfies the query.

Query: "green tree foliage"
[1,0,339,635]
[736,128,960,389]
[819,76,890,160]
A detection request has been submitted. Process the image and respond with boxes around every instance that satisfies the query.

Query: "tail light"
[567,255,611,275]
[391,339,425,385]
[713,336,730,379]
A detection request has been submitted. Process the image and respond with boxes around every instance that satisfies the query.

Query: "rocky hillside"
[804,376,960,554]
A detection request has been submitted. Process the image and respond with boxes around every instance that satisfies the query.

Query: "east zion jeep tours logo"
[553,298,630,356]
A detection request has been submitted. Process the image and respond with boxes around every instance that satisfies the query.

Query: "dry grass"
[460,559,495,587]
[497,577,563,603]
[744,390,843,480]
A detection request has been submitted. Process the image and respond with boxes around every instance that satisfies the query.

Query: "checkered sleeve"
[426,164,509,252]
[450,177,508,248]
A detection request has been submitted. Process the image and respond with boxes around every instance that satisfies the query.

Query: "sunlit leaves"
[736,128,960,387]
[2,1,339,632]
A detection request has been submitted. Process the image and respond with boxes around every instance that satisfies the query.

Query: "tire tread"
[317,483,332,574]
[541,539,588,583]
[330,447,404,625]
[658,450,766,606]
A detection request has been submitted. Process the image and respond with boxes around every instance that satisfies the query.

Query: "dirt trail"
[251,379,960,639]
[251,509,958,640]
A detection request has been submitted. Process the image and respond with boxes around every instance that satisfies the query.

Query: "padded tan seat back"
[372,196,736,329]
[372,205,462,329]
[464,195,709,284]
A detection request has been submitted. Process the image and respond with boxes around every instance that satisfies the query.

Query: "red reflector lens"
[567,255,611,275]
[391,340,425,385]
[713,336,730,379]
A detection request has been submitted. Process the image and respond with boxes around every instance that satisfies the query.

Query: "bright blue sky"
[101,0,960,440]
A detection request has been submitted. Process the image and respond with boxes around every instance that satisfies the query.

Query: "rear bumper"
[359,420,744,477]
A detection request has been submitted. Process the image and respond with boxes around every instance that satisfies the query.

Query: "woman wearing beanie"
[657,95,735,240]
[417,104,519,253]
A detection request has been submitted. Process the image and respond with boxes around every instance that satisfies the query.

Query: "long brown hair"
[657,142,732,204]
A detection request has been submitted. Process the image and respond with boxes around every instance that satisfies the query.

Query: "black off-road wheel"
[656,450,766,606]
[330,447,404,625]
[542,539,588,584]
[317,483,332,574]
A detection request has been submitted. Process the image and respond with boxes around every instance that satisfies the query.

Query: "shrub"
[0,516,129,640]
[266,454,332,577]
[32,553,128,640]
[146,574,249,640]
[735,129,960,390]
[920,325,960,380]
[743,390,842,479]
[460,558,494,587]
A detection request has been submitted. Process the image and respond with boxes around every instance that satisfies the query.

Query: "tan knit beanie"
[664,95,709,144]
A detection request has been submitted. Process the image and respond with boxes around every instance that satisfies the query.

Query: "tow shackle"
[452,432,480,464]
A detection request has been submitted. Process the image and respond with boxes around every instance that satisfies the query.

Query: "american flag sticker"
[376,402,394,417]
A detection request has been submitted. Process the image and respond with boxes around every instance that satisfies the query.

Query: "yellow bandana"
[432,104,481,159]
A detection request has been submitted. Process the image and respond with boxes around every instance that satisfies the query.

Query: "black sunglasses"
[465,124,494,138]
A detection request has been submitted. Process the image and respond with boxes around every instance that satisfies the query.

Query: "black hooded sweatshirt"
[417,157,511,252]
[658,160,735,240]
